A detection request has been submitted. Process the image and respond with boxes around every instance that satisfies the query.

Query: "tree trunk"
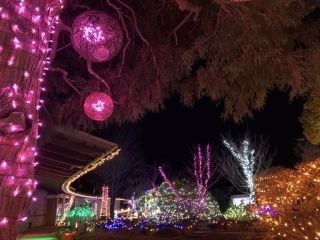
[0,1,63,239]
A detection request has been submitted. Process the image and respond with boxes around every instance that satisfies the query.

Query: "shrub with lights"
[254,159,320,240]
[223,204,254,222]
[137,180,221,224]
[66,205,95,228]
[97,180,221,232]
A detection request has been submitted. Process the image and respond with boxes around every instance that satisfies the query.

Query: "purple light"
[71,11,123,62]
[83,92,114,121]
[258,205,279,217]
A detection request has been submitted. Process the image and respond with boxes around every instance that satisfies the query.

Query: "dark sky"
[134,89,305,172]
[87,89,305,195]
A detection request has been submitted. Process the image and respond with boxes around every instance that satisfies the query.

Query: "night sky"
[124,89,304,171]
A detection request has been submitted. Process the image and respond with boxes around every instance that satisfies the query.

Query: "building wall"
[18,190,129,233]
[18,189,49,232]
[46,197,58,226]
[231,194,251,206]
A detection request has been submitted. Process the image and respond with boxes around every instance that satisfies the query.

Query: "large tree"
[0,1,63,239]
[46,0,320,131]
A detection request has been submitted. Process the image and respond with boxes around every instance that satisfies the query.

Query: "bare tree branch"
[55,43,72,53]
[86,61,111,94]
[107,0,160,81]
[49,22,71,62]
[116,0,150,46]
[71,0,91,10]
[50,67,81,95]
[106,0,131,77]
[170,11,193,45]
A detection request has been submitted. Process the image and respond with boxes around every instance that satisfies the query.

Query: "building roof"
[36,126,117,194]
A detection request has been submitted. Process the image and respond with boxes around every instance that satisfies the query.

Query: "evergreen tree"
[300,92,320,145]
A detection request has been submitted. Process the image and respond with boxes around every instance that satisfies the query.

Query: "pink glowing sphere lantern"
[72,11,123,62]
[83,92,114,121]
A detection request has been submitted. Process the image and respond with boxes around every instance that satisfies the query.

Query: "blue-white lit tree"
[222,135,272,203]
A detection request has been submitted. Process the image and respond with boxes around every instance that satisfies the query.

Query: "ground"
[18,224,265,240]
[75,230,263,240]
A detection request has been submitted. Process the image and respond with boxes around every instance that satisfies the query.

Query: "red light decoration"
[83,92,114,121]
[71,10,123,62]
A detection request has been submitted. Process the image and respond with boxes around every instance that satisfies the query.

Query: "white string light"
[223,139,256,203]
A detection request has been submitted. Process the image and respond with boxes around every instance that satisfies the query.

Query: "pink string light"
[0,161,7,169]
[0,218,8,225]
[194,144,212,210]
[158,166,181,200]
[0,0,64,234]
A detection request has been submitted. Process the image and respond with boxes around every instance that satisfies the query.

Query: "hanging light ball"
[71,10,123,62]
[83,92,114,121]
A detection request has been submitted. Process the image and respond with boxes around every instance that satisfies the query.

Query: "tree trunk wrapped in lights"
[0,1,63,239]
[221,135,272,204]
[192,144,217,211]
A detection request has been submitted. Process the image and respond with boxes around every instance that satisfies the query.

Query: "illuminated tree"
[159,145,218,213]
[0,1,63,239]
[192,144,219,211]
[222,135,272,203]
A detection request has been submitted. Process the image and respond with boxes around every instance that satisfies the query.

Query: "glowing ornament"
[71,10,123,62]
[83,92,114,121]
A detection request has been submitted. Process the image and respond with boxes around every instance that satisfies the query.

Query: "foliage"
[47,0,320,130]
[254,159,320,239]
[300,92,320,145]
[137,180,221,223]
[224,204,253,221]
[66,205,95,220]
[294,138,320,161]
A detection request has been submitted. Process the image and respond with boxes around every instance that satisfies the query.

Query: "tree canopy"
[47,0,320,132]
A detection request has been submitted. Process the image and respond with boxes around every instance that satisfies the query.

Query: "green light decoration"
[223,204,253,221]
[66,205,95,220]
[17,237,57,240]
